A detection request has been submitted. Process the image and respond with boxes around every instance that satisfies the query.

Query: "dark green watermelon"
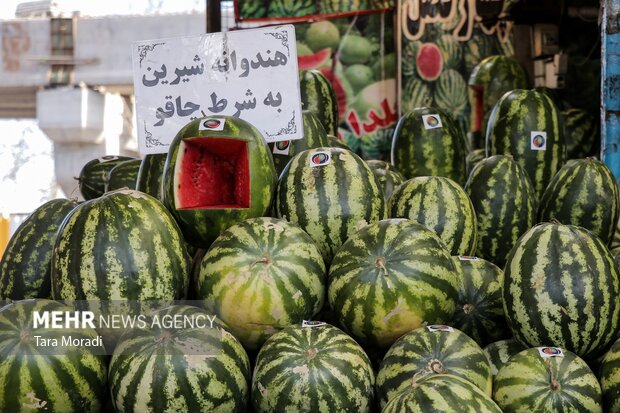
[136,153,167,200]
[0,199,77,299]
[300,69,339,136]
[78,155,135,200]
[105,159,141,192]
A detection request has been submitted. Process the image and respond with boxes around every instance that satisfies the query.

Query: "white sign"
[132,25,303,155]
[531,131,547,151]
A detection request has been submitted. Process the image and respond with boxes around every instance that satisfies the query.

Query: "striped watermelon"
[270,111,330,176]
[275,147,386,262]
[493,347,603,412]
[376,325,492,408]
[391,107,468,185]
[485,89,566,199]
[0,199,77,299]
[327,134,350,150]
[267,0,318,17]
[388,176,477,256]
[538,158,619,245]
[483,338,526,376]
[600,337,620,412]
[563,108,599,159]
[503,222,620,359]
[465,154,537,267]
[382,374,502,413]
[195,217,326,350]
[0,299,107,412]
[109,305,250,412]
[51,189,189,301]
[78,155,135,200]
[251,323,374,412]
[328,219,459,349]
[370,166,403,202]
[451,256,509,347]
[434,69,468,117]
[466,148,485,176]
[136,153,167,200]
[162,116,276,248]
[300,69,339,136]
[468,55,529,135]
[105,159,141,192]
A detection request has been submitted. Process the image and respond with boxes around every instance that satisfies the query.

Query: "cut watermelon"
[298,48,331,70]
[320,68,348,119]
[417,43,444,81]
[177,137,249,209]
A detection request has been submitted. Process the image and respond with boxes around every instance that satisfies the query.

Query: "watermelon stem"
[463,303,475,315]
[546,359,562,391]
[428,359,446,374]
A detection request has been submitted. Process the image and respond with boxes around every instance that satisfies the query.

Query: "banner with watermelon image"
[398,0,514,136]
[295,12,397,161]
[235,0,392,22]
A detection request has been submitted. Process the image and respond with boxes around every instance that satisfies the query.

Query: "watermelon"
[251,323,375,412]
[376,325,492,408]
[600,337,620,412]
[483,338,526,376]
[238,0,266,18]
[368,165,403,201]
[464,154,537,267]
[485,89,566,199]
[366,160,396,171]
[466,148,485,176]
[451,256,509,347]
[300,69,339,136]
[503,222,620,359]
[327,134,350,150]
[195,217,326,350]
[135,153,167,200]
[434,69,468,118]
[416,43,443,81]
[382,374,502,413]
[0,199,77,299]
[105,159,141,192]
[0,299,107,412]
[267,0,318,17]
[305,21,340,52]
[162,116,276,248]
[388,176,477,256]
[275,147,386,262]
[328,219,459,349]
[270,111,330,176]
[391,107,468,185]
[468,55,529,135]
[562,108,599,159]
[78,155,135,200]
[51,190,189,301]
[298,48,332,71]
[436,34,463,70]
[339,34,375,66]
[109,305,250,412]
[493,347,602,412]
[538,158,619,245]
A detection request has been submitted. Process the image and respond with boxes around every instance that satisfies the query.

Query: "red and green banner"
[294,12,397,160]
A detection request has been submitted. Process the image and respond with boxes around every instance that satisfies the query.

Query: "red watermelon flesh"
[298,48,331,70]
[320,68,347,119]
[177,137,249,209]
[416,43,443,81]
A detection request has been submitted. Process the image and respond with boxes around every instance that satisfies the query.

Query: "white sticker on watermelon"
[273,140,291,155]
[199,117,226,131]
[426,325,454,332]
[458,256,480,261]
[308,151,331,167]
[537,347,564,358]
[302,320,326,328]
[422,114,443,130]
[531,131,547,150]
[98,156,119,163]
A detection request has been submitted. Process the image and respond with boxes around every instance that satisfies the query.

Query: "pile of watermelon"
[0,61,617,413]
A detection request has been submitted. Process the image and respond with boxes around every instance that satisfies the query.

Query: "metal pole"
[602,0,620,180]
[206,0,222,33]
